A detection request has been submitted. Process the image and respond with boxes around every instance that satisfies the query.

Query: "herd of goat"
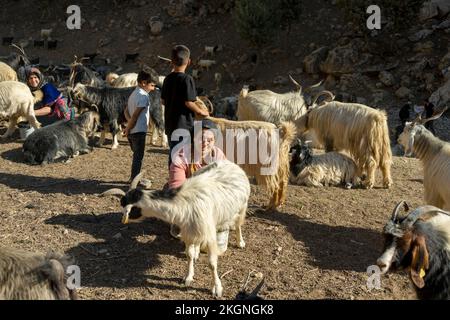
[0,44,450,300]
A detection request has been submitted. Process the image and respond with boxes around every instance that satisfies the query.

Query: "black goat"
[23,111,100,164]
[377,201,450,300]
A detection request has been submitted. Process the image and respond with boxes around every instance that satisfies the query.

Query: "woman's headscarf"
[25,66,47,92]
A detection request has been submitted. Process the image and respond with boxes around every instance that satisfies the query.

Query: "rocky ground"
[1,0,450,300]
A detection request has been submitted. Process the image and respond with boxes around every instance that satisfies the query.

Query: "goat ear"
[409,234,429,289]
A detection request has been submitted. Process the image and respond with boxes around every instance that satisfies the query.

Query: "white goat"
[295,100,393,189]
[398,108,450,210]
[107,72,165,88]
[237,76,333,124]
[0,62,18,82]
[289,140,358,188]
[103,160,251,297]
[0,81,40,138]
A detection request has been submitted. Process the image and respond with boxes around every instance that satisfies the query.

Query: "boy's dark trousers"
[128,132,146,180]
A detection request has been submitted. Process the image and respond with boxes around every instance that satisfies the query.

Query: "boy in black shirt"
[161,45,209,166]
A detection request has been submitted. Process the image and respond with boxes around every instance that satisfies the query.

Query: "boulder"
[303,46,329,74]
[395,87,412,99]
[379,71,395,87]
[429,79,450,107]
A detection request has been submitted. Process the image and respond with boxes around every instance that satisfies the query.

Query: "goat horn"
[420,106,448,125]
[130,170,146,190]
[10,43,27,57]
[288,75,302,91]
[400,205,441,229]
[311,90,335,106]
[157,55,172,63]
[308,80,324,90]
[100,188,126,197]
[391,201,409,222]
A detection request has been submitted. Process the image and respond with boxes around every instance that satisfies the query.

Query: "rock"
[429,79,450,107]
[395,86,412,99]
[413,41,434,53]
[150,20,164,35]
[433,18,450,30]
[273,76,288,86]
[424,73,435,86]
[442,66,450,80]
[303,46,329,74]
[112,232,122,239]
[127,37,137,42]
[375,82,383,89]
[401,75,411,87]
[89,20,97,28]
[372,90,389,104]
[320,40,369,75]
[63,229,69,235]
[410,58,430,79]
[408,29,433,42]
[356,97,367,104]
[98,249,108,254]
[420,0,450,21]
[379,71,395,87]
[439,51,450,70]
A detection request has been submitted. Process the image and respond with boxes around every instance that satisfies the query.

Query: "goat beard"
[122,206,131,224]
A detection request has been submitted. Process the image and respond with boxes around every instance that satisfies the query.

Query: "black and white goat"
[69,83,164,149]
[289,139,358,188]
[102,160,251,297]
[377,201,450,300]
[23,111,100,164]
[0,247,78,300]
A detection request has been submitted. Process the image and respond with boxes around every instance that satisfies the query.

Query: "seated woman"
[167,119,227,238]
[25,67,75,126]
[168,119,226,189]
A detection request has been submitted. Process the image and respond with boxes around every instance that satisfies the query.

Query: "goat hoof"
[383,181,392,189]
[111,145,119,150]
[238,241,246,249]
[212,285,223,298]
[345,183,352,189]
[184,278,193,287]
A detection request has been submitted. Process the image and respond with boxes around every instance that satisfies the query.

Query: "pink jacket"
[168,145,227,189]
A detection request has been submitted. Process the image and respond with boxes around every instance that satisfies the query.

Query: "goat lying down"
[23,111,99,164]
[102,160,251,297]
[377,201,450,300]
[0,247,77,300]
[289,140,358,188]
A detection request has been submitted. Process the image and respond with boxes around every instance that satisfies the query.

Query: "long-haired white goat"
[295,101,393,189]
[0,81,41,139]
[0,62,18,82]
[237,76,334,124]
[102,160,250,298]
[196,97,296,209]
[398,108,450,210]
[289,139,358,188]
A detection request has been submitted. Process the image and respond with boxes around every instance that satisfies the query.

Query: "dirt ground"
[1,0,449,300]
[0,125,436,300]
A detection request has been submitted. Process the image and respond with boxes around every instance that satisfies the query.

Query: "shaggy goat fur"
[0,81,40,138]
[0,247,78,300]
[289,141,358,188]
[0,62,18,82]
[295,101,392,189]
[206,115,296,209]
[23,111,99,164]
[112,160,250,297]
[398,124,450,210]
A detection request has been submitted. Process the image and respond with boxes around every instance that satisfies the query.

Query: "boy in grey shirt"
[124,69,158,181]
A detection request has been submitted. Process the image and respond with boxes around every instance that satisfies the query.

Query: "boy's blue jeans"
[128,132,146,181]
